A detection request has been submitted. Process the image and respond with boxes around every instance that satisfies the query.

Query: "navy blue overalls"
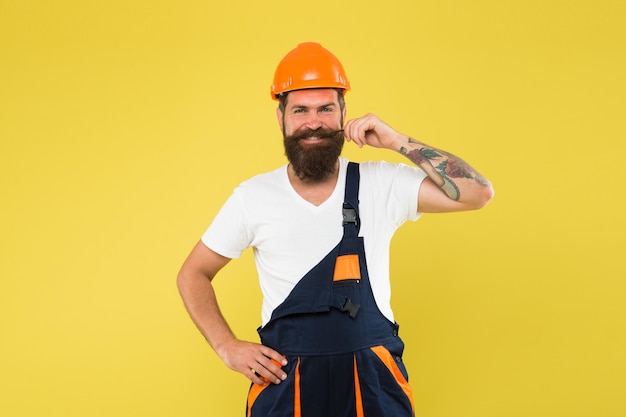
[246,163,415,417]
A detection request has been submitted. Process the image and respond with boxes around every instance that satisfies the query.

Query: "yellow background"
[2,1,624,416]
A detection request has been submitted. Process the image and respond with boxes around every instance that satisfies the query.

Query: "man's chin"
[294,154,342,179]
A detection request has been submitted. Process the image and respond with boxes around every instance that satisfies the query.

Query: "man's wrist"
[395,135,415,153]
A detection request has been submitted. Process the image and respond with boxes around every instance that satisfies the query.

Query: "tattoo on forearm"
[400,137,490,201]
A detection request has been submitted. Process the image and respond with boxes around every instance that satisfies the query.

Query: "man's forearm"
[343,113,493,211]
[398,137,492,202]
[177,268,289,385]
[177,271,236,358]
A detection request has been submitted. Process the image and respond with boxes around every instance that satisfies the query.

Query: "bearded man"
[177,42,494,417]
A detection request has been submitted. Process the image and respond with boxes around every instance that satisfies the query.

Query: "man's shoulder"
[240,164,286,184]
[358,159,425,172]
[234,164,289,198]
[342,157,394,170]
[356,159,403,175]
[357,160,427,189]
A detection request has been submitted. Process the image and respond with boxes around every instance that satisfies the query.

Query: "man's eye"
[321,107,333,112]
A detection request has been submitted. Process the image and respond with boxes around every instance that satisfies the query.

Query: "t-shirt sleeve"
[362,161,428,228]
[201,190,251,259]
[394,162,428,222]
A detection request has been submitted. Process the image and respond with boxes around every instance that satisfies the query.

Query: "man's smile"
[301,136,324,143]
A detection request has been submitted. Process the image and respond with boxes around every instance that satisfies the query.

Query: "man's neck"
[287,160,340,206]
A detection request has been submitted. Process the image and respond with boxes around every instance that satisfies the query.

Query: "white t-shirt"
[202,157,427,326]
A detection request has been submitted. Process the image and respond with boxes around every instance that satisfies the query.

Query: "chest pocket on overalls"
[333,254,361,287]
[332,253,362,318]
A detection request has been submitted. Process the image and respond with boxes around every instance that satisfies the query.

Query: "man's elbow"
[470,184,495,210]
[176,268,188,293]
[177,265,197,294]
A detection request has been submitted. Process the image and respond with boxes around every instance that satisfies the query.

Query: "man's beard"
[283,127,345,182]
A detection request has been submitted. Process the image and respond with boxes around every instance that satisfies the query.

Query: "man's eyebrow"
[291,102,337,110]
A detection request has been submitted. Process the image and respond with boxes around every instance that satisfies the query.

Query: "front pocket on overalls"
[353,344,415,416]
[369,344,415,412]
[371,344,409,381]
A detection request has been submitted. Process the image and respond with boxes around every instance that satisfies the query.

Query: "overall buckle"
[341,298,361,319]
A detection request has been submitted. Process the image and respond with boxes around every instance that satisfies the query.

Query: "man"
[178,42,493,416]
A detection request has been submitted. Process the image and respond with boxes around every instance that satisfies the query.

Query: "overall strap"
[342,162,360,238]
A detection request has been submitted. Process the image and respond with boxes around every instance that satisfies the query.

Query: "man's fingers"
[345,115,380,147]
[260,346,288,366]
[221,340,289,385]
[246,367,268,386]
[257,357,288,384]
[247,348,288,385]
[344,121,363,147]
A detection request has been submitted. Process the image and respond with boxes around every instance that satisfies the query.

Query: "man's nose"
[304,112,322,130]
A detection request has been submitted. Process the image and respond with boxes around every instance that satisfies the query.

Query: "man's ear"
[276,107,284,131]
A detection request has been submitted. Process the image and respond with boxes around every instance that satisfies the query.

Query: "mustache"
[286,127,344,142]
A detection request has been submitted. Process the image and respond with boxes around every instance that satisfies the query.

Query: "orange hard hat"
[270,42,350,101]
